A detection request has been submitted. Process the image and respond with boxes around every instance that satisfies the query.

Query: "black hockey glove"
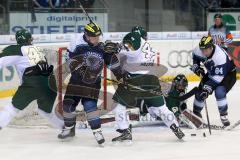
[199,85,213,100]
[104,40,121,54]
[114,70,131,82]
[68,55,89,77]
[190,64,205,77]
[36,61,53,76]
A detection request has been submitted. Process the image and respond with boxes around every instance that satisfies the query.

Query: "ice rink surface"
[0,81,240,160]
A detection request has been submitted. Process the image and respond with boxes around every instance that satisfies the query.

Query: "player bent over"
[191,36,236,126]
[57,22,125,145]
[0,29,63,129]
[111,32,185,143]
[141,74,188,123]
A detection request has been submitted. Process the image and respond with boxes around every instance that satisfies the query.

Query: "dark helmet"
[172,74,188,92]
[131,26,147,40]
[123,32,141,50]
[84,22,102,37]
[199,36,214,50]
[15,29,32,45]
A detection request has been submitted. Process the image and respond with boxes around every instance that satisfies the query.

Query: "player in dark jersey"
[57,22,125,146]
[165,74,188,119]
[140,74,188,121]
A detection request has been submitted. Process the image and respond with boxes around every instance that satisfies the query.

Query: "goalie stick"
[102,76,199,101]
[227,120,240,131]
[74,110,140,124]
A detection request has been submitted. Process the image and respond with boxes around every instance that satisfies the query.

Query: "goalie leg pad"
[112,103,129,130]
[0,103,19,128]
[181,109,204,128]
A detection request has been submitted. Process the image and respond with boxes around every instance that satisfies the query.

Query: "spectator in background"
[33,0,59,8]
[208,13,233,51]
[198,0,220,9]
[58,0,77,8]
[79,0,95,9]
[220,0,234,8]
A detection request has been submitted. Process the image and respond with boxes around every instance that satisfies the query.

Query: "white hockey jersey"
[119,38,156,74]
[0,45,46,83]
[192,45,235,88]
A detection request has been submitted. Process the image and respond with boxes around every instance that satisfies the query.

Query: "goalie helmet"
[84,22,102,37]
[172,74,188,92]
[199,36,214,50]
[131,26,147,40]
[15,29,32,45]
[122,32,141,51]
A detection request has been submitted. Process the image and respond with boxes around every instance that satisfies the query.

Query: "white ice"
[0,81,240,160]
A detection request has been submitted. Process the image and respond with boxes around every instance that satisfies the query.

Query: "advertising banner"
[9,12,108,34]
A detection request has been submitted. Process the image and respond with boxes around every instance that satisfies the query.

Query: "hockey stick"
[78,0,94,23]
[176,87,198,101]
[204,101,211,134]
[198,73,212,135]
[75,110,140,124]
[102,76,199,101]
[202,123,225,130]
[101,76,167,97]
[227,120,240,131]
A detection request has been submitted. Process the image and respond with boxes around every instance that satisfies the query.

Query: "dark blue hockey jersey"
[67,33,120,87]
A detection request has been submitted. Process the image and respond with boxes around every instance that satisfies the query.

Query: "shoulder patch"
[0,45,23,58]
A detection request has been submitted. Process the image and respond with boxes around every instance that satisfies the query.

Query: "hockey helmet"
[172,74,188,92]
[15,29,32,45]
[199,36,214,50]
[131,26,147,40]
[122,32,141,51]
[84,22,102,37]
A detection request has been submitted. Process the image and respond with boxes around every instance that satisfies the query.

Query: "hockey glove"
[190,64,205,77]
[104,40,121,54]
[199,85,213,100]
[36,61,53,76]
[68,56,88,76]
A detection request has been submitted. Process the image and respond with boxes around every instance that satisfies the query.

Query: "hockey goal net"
[9,46,109,127]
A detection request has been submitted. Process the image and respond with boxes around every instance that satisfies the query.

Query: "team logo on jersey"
[84,51,104,71]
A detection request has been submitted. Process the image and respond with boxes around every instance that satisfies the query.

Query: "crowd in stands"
[199,0,240,9]
[33,0,95,9]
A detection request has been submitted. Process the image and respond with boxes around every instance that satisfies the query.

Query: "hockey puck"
[203,132,206,137]
[191,134,197,136]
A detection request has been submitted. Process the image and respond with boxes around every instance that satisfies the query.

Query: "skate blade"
[58,136,75,142]
[98,143,105,148]
[178,138,185,142]
[112,140,132,146]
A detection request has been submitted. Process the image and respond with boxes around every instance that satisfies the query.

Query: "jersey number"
[215,67,223,75]
[141,42,155,62]
[27,46,45,65]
